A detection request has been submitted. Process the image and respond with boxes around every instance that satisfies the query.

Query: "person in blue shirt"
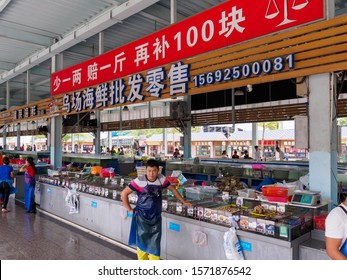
[0,156,15,213]
[136,148,142,157]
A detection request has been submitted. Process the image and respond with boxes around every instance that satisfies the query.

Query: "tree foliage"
[338,118,347,127]
[258,122,279,130]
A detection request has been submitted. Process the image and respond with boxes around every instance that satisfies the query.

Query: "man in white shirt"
[275,146,285,160]
[254,146,261,161]
[325,196,347,260]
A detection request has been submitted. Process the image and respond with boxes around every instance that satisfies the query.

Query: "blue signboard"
[240,240,252,252]
[169,222,180,232]
[91,201,97,208]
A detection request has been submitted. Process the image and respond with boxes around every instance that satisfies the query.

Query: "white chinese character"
[18,109,23,119]
[53,76,61,92]
[95,83,109,108]
[168,62,190,95]
[110,79,127,105]
[31,105,37,116]
[62,94,71,113]
[134,43,150,66]
[88,63,98,81]
[72,91,83,112]
[146,67,165,98]
[219,6,245,38]
[24,108,29,118]
[72,68,82,86]
[113,52,127,74]
[128,74,144,102]
[83,87,95,110]
[153,35,170,60]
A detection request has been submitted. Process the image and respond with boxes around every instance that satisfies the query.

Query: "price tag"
[236,197,244,207]
[277,204,286,213]
[222,191,229,201]
[176,202,182,213]
[162,200,168,210]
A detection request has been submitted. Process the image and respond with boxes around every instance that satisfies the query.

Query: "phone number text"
[193,54,294,87]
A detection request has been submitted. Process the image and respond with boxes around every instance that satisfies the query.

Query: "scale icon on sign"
[266,0,309,26]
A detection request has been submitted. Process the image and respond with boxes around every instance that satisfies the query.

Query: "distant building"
[146,129,308,159]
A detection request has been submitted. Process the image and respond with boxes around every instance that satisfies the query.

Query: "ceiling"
[0,0,225,109]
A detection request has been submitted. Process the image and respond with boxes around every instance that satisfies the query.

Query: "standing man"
[276,146,285,160]
[254,146,261,161]
[121,159,191,260]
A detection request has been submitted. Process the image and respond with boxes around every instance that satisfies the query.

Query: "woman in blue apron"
[121,159,191,260]
[20,157,37,213]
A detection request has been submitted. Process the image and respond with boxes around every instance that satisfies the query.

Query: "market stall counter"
[36,172,328,260]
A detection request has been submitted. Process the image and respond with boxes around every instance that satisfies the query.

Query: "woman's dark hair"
[340,193,347,203]
[2,156,10,165]
[27,156,37,173]
[146,159,159,169]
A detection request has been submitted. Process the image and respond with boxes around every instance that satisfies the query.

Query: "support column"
[252,122,258,158]
[309,73,337,205]
[71,134,75,152]
[163,128,167,156]
[50,52,63,168]
[3,81,10,148]
[2,125,6,149]
[26,70,31,104]
[94,32,104,155]
[171,0,191,158]
[16,123,20,150]
[50,116,62,169]
[183,95,192,158]
[95,111,101,154]
[108,131,112,149]
[170,0,177,23]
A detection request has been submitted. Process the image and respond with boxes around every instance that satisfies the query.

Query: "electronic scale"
[291,190,321,206]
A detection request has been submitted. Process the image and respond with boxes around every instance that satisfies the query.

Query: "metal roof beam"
[0,25,52,47]
[137,9,170,26]
[0,60,15,71]
[0,0,160,84]
[0,0,11,13]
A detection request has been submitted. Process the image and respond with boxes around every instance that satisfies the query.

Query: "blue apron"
[128,182,163,256]
[0,179,17,197]
[24,171,36,212]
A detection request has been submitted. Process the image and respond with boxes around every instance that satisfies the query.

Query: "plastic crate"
[267,195,292,203]
[314,214,328,230]
[262,186,288,197]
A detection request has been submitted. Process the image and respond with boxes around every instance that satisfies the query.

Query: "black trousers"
[0,181,11,209]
